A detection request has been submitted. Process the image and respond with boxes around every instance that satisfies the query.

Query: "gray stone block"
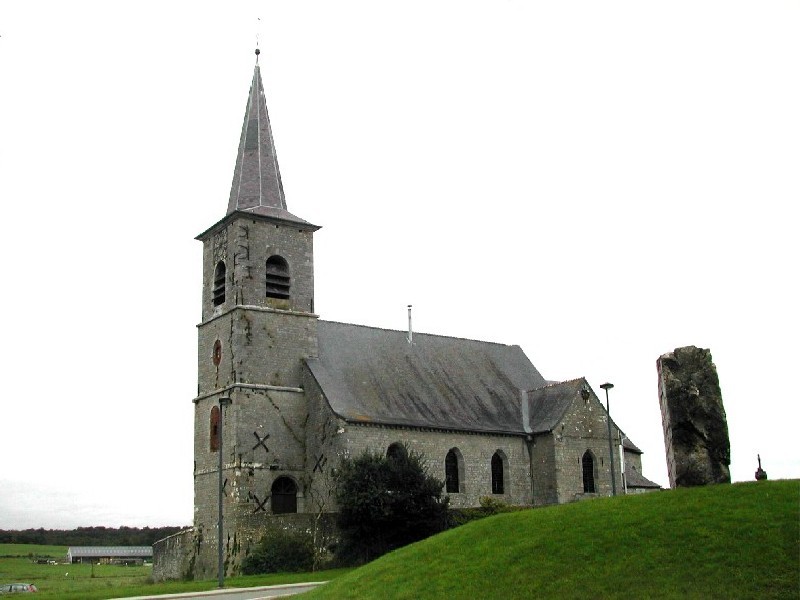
[657,346,730,487]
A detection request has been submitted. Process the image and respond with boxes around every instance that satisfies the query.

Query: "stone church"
[154,58,659,580]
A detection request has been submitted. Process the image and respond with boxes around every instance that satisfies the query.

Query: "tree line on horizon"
[0,525,186,547]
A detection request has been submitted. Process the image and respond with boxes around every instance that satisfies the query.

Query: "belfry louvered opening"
[266,255,290,299]
[212,261,226,306]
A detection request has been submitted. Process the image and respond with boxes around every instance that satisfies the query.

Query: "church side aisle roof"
[525,379,645,448]
[307,321,549,435]
[525,378,585,434]
[625,467,661,489]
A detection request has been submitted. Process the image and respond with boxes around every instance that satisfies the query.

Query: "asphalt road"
[115,581,326,600]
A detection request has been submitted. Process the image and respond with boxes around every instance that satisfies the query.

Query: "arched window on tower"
[209,406,220,452]
[265,255,290,299]
[491,451,505,494]
[212,261,226,306]
[582,450,596,493]
[271,477,298,514]
[445,448,463,494]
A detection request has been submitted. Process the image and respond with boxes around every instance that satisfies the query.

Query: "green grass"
[303,480,799,600]
[0,544,68,557]
[0,548,350,599]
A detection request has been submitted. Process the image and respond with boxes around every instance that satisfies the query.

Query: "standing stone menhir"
[657,346,731,488]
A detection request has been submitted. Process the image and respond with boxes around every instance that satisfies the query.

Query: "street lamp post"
[217,397,232,589]
[600,383,616,496]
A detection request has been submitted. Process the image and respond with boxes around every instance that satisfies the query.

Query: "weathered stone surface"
[657,346,730,487]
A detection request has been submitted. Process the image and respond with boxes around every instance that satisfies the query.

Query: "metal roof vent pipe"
[407,304,413,345]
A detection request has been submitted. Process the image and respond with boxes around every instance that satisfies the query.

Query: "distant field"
[0,548,350,600]
[0,555,152,598]
[0,544,68,557]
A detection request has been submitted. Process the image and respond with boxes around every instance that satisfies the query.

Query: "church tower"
[192,54,320,577]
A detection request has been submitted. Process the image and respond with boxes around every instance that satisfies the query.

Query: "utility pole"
[600,383,617,496]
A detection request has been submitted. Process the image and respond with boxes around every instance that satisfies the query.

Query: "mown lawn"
[2,481,796,599]
[0,543,68,557]
[0,545,350,599]
[303,480,799,600]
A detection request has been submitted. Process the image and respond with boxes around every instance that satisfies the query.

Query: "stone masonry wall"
[193,211,320,581]
[201,215,316,323]
[169,513,338,581]
[530,434,558,505]
[302,367,348,517]
[197,308,318,394]
[553,390,623,501]
[340,423,534,508]
[194,388,309,516]
[152,529,193,582]
[193,387,311,581]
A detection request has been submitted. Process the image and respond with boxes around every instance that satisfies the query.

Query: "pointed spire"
[227,52,287,216]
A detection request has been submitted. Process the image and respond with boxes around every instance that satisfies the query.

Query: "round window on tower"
[212,340,222,366]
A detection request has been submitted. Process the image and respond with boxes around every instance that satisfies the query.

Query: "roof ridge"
[318,319,516,348]
[529,377,586,391]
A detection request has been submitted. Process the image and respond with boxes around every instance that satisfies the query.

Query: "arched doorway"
[271,477,297,514]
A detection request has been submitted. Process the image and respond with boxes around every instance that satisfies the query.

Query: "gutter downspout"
[620,435,627,495]
[521,390,535,505]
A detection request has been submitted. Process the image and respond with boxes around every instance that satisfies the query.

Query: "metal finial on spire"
[255,47,260,63]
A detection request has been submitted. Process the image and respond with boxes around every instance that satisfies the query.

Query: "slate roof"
[307,321,552,435]
[197,61,318,241]
[625,467,662,489]
[227,62,287,216]
[525,378,586,434]
[307,323,649,456]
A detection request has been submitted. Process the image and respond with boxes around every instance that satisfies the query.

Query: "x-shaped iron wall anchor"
[252,431,270,454]
[249,491,269,513]
[313,453,327,473]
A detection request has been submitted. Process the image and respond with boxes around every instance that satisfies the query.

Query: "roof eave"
[196,210,321,241]
[342,415,530,437]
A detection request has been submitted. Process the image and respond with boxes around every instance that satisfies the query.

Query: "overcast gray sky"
[0,1,797,529]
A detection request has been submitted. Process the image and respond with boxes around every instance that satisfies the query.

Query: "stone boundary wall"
[185,513,339,581]
[152,528,194,582]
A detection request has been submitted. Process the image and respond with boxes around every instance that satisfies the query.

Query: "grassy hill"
[304,480,799,599]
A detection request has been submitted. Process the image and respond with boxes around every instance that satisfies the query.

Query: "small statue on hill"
[755,454,768,481]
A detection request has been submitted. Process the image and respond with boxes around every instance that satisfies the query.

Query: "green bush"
[334,444,448,564]
[241,529,314,574]
[448,496,527,527]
